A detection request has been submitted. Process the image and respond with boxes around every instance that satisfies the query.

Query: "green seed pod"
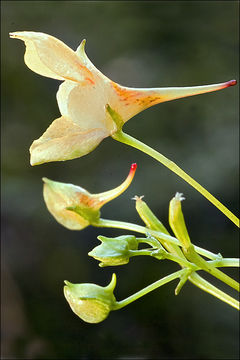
[88,235,138,267]
[63,274,117,323]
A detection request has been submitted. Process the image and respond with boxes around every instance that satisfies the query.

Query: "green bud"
[169,192,191,249]
[133,195,185,259]
[134,195,168,233]
[88,235,138,267]
[64,274,117,323]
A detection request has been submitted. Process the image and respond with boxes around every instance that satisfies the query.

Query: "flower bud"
[134,195,185,259]
[43,163,137,230]
[169,192,191,248]
[134,195,168,233]
[64,273,117,323]
[88,235,138,267]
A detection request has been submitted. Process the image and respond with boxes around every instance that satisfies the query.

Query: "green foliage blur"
[1,1,239,359]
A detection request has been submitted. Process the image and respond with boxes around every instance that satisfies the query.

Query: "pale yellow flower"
[10,31,236,166]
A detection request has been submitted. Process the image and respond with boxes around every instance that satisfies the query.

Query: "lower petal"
[29,116,108,165]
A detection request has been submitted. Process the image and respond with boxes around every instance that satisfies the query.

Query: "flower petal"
[57,81,117,133]
[111,80,237,123]
[9,31,94,83]
[30,116,108,165]
[75,39,110,82]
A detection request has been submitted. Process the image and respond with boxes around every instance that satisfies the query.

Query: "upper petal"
[75,39,111,83]
[30,116,108,165]
[10,31,94,83]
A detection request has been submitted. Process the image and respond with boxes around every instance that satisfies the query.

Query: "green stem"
[96,218,239,292]
[135,237,215,270]
[131,248,239,271]
[183,244,239,291]
[189,272,239,310]
[136,237,162,249]
[129,249,155,257]
[131,197,239,308]
[153,251,196,268]
[210,258,239,268]
[96,218,219,260]
[112,130,239,228]
[113,269,239,311]
[114,269,186,310]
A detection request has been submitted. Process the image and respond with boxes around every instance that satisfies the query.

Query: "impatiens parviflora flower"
[88,235,139,267]
[10,31,237,166]
[64,273,117,323]
[43,163,137,230]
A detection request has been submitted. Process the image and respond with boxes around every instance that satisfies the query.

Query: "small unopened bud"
[169,192,191,248]
[88,235,138,267]
[64,274,117,323]
[134,195,168,233]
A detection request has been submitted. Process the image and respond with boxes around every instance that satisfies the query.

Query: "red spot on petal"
[129,163,137,178]
[131,163,137,171]
[226,79,237,87]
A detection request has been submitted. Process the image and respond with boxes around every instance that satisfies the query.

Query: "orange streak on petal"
[85,77,95,85]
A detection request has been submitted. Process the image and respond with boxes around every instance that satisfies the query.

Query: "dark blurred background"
[1,1,239,359]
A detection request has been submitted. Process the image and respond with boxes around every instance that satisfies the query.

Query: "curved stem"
[114,269,186,310]
[112,131,239,228]
[114,269,239,311]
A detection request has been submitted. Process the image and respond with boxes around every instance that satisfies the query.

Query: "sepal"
[64,274,117,323]
[88,235,138,267]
